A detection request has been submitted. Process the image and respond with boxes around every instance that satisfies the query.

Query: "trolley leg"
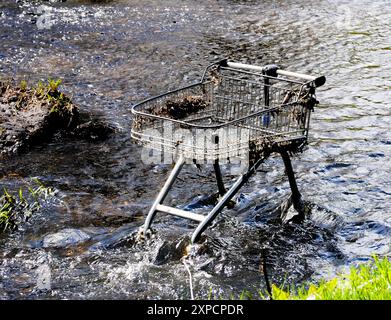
[213,160,226,196]
[191,158,264,243]
[279,150,305,220]
[143,155,185,234]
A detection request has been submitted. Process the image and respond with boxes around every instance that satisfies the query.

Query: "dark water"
[0,0,390,299]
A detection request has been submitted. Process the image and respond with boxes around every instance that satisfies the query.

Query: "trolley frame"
[131,60,325,243]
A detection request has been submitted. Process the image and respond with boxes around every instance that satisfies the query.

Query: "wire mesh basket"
[131,60,324,163]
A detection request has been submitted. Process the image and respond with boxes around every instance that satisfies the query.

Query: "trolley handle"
[225,61,326,87]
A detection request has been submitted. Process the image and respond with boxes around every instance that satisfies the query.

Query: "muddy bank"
[0,80,113,157]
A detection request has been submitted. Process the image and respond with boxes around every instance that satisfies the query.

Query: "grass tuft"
[260,256,391,300]
[230,256,391,300]
[0,180,55,233]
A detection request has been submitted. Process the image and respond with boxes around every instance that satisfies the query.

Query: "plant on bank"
[235,255,391,300]
[0,179,55,232]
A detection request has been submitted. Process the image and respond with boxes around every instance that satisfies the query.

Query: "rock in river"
[42,228,91,248]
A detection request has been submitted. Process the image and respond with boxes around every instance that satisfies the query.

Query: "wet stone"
[42,228,91,248]
[88,225,138,250]
[152,236,190,266]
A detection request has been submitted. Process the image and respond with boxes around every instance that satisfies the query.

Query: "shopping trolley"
[131,60,326,243]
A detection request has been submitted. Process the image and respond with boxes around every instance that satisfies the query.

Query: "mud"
[0,80,113,157]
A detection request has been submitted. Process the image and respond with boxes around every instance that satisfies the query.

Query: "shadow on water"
[0,0,390,298]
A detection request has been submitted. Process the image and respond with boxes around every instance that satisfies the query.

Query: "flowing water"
[0,0,390,299]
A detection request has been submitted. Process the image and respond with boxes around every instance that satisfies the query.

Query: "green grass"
[11,78,72,113]
[0,179,55,232]
[237,256,391,300]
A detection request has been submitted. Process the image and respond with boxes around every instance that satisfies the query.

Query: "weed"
[0,180,55,232]
[48,78,62,93]
[20,79,28,92]
[274,256,390,300]
[222,256,391,300]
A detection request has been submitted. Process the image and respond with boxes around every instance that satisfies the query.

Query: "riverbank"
[0,79,113,158]
[236,256,391,300]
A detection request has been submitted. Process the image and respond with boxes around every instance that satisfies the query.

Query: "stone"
[42,228,91,248]
[152,236,190,265]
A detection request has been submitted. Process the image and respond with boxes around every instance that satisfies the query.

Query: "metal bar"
[263,75,271,128]
[191,157,264,243]
[277,69,317,82]
[305,106,312,140]
[213,135,226,196]
[213,160,226,196]
[132,81,304,131]
[143,155,185,233]
[264,79,270,108]
[132,81,207,114]
[227,61,313,80]
[279,150,302,206]
[226,61,325,87]
[277,70,326,87]
[155,204,205,222]
[226,61,265,73]
[134,100,300,131]
[221,67,306,86]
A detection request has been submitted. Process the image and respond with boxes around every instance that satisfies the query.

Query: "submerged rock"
[88,224,138,250]
[42,228,91,248]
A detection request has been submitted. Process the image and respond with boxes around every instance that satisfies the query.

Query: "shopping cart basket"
[131,60,326,243]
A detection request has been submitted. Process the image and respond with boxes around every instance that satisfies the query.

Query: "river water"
[0,0,390,299]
